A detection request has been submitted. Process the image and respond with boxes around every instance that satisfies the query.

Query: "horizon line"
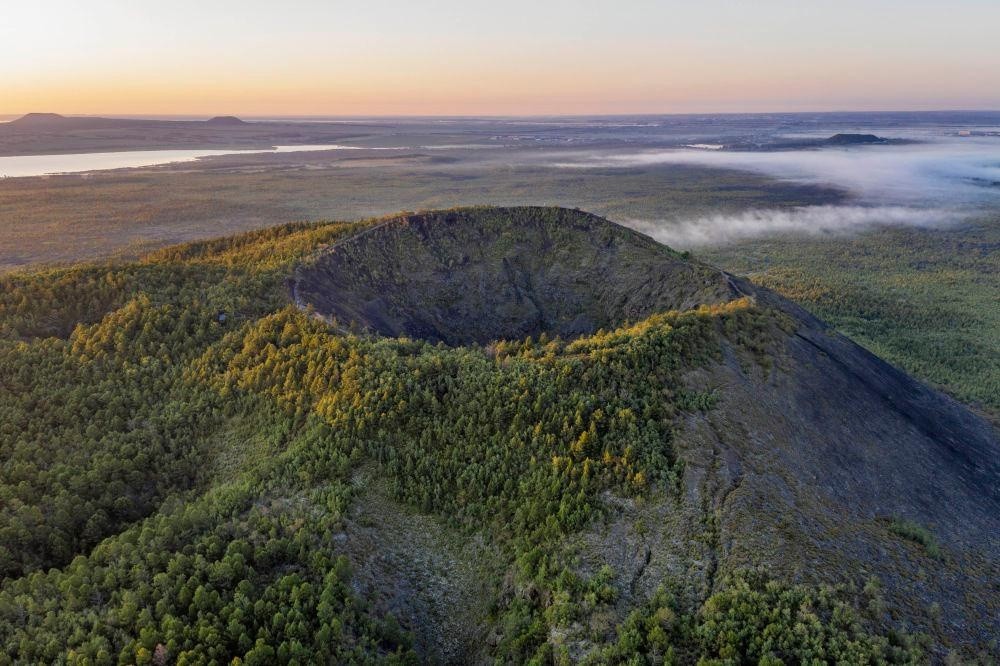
[5,108,1000,122]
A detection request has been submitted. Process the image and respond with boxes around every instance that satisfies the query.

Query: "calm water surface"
[0,145,358,178]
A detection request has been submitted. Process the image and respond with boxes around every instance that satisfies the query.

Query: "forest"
[0,208,951,664]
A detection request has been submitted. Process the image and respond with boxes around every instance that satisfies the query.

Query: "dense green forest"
[0,209,946,663]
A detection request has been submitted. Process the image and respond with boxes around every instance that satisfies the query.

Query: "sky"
[3,0,1000,116]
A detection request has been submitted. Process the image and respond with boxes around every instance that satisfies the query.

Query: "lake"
[0,145,360,178]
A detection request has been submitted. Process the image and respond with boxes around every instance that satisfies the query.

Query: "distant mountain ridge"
[6,113,249,129]
[8,112,71,127]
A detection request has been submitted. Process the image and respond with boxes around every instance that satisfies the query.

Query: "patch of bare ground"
[337,466,502,664]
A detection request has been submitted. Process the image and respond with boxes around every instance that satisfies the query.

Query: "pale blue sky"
[3,0,998,115]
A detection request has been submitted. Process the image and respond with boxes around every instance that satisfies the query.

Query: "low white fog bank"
[626,205,949,248]
[602,139,1000,202]
[554,137,1000,245]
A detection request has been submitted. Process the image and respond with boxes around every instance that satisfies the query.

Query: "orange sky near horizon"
[3,1,1000,116]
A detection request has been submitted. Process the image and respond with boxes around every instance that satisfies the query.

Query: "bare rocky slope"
[292,207,999,658]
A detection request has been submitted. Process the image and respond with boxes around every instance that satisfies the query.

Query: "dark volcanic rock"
[293,207,736,344]
[694,280,1000,644]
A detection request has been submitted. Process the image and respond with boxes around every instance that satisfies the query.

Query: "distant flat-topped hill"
[205,115,247,126]
[8,112,70,127]
[5,112,121,130]
[823,132,888,145]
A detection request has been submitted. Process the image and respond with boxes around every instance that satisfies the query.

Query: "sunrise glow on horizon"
[4,0,1000,117]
